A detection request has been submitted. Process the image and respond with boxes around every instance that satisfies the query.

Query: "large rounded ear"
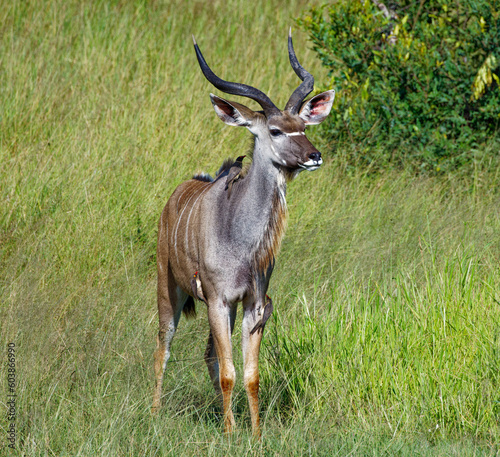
[298,89,335,125]
[210,94,255,127]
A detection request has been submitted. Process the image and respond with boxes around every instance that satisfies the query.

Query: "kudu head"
[193,30,335,176]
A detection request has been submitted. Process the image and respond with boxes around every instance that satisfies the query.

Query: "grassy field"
[1,0,500,455]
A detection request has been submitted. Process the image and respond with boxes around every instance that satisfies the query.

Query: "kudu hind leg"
[207,301,237,433]
[152,321,177,412]
[152,284,185,413]
[204,331,222,402]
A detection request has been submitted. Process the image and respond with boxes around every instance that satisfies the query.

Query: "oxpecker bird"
[191,271,207,303]
[250,295,274,335]
[225,155,246,198]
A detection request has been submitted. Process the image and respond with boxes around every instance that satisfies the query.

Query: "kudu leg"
[204,306,238,406]
[204,331,222,401]
[152,321,176,413]
[207,300,237,433]
[242,297,267,438]
[152,282,185,413]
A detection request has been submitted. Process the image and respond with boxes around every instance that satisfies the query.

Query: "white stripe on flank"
[184,184,211,254]
[171,185,191,251]
[174,186,190,213]
[173,187,202,260]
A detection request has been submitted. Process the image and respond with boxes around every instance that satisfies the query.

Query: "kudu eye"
[269,128,283,138]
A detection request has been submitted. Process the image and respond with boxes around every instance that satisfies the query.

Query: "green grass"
[1,1,500,455]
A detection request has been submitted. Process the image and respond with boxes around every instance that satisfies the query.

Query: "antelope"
[152,30,335,437]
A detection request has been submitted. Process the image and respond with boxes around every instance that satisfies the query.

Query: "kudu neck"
[231,135,287,275]
[245,136,287,199]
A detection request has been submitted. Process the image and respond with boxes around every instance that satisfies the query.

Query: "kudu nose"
[309,151,321,163]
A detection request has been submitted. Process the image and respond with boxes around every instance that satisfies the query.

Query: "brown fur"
[252,183,288,274]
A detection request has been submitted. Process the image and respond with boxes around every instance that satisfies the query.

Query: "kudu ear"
[298,89,335,125]
[210,94,255,127]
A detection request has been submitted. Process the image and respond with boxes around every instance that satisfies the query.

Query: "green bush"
[299,0,500,171]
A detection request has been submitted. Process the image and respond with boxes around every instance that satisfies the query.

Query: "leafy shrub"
[298,0,500,171]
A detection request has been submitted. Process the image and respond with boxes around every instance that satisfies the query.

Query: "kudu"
[152,31,335,437]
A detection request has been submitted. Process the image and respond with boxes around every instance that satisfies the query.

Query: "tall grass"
[1,1,499,455]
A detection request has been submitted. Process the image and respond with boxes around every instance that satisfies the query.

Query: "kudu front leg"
[204,306,237,407]
[207,300,236,433]
[242,296,269,438]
